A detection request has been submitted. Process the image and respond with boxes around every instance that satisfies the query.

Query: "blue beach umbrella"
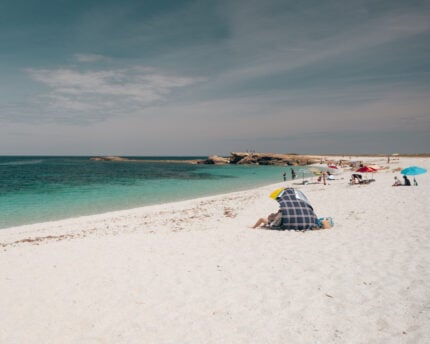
[401,166,427,186]
[401,166,427,175]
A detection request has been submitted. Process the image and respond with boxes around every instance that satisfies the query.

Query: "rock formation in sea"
[200,152,320,166]
[90,153,320,166]
[89,156,131,162]
[200,155,231,164]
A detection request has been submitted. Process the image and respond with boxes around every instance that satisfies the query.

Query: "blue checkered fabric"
[277,188,319,230]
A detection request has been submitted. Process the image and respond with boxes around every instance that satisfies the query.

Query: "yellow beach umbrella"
[269,188,284,199]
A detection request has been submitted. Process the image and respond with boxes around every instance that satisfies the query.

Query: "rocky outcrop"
[199,152,320,165]
[228,152,320,166]
[199,155,230,164]
[90,153,320,166]
[90,156,131,162]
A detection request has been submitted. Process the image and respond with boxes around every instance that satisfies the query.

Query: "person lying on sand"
[251,210,282,229]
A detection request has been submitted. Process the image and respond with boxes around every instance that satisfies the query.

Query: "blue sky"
[1,0,429,155]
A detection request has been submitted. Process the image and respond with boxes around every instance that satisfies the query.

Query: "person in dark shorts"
[403,175,411,186]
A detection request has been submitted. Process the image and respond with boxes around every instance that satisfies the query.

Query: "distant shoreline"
[1,153,429,158]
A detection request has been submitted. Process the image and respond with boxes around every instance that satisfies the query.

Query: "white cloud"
[25,66,205,122]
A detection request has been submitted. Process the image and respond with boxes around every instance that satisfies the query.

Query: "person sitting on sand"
[350,173,362,184]
[403,175,411,186]
[252,210,282,229]
[392,176,402,186]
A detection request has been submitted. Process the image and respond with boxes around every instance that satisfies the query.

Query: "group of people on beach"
[282,169,330,185]
[283,169,297,181]
[393,175,417,186]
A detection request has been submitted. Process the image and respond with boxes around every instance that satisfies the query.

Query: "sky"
[1,0,429,155]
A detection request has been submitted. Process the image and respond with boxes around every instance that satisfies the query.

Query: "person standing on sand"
[322,171,327,185]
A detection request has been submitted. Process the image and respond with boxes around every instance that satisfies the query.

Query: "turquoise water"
[0,156,312,229]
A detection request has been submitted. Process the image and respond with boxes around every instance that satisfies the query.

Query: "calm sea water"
[0,156,311,229]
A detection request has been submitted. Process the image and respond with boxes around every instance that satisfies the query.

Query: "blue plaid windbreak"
[277,188,319,230]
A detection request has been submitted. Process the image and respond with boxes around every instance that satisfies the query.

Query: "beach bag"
[318,217,334,229]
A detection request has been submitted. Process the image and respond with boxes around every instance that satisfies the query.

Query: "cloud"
[2,0,429,154]
[213,4,430,86]
[24,66,205,123]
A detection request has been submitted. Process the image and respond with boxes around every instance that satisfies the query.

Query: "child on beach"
[392,176,402,186]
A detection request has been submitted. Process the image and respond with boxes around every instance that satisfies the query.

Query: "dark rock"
[199,155,230,165]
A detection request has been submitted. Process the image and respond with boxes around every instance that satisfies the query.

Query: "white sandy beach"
[1,156,429,343]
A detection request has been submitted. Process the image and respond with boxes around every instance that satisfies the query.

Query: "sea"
[0,156,312,229]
